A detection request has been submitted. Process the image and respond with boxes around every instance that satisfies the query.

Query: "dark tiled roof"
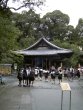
[13,37,73,56]
[26,37,62,50]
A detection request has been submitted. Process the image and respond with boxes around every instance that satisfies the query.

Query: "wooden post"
[78,63,80,68]
[46,58,47,69]
[42,58,43,69]
[60,83,71,110]
[49,60,51,70]
[60,62,63,68]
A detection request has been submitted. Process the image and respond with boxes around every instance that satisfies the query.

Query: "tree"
[41,10,70,40]
[75,18,83,47]
[0,15,21,63]
[0,0,45,20]
[12,10,41,48]
[0,0,45,65]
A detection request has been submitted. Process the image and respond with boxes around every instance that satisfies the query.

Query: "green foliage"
[0,7,83,67]
[62,58,72,67]
[42,10,70,40]
[0,17,20,49]
[52,38,81,67]
[19,36,35,48]
[11,53,24,67]
[12,10,41,43]
[0,14,21,64]
[52,38,71,49]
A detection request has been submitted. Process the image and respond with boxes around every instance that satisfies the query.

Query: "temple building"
[14,37,73,69]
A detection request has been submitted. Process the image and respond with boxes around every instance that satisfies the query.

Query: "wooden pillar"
[49,60,51,70]
[41,58,43,69]
[46,58,47,70]
[60,62,63,68]
[78,63,80,68]
[35,58,36,67]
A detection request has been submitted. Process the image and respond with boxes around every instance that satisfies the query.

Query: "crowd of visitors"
[17,67,35,87]
[17,65,83,87]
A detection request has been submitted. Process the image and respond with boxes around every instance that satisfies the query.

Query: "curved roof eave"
[13,49,73,56]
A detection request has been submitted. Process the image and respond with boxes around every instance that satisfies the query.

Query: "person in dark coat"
[23,67,27,86]
[76,69,80,79]
[58,69,63,84]
[28,68,35,86]
[17,69,23,86]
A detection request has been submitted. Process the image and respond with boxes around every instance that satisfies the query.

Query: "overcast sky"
[9,0,83,27]
[39,0,83,27]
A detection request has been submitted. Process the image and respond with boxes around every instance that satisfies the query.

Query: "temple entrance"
[24,56,62,70]
[35,57,42,68]
[35,57,49,69]
[31,57,50,69]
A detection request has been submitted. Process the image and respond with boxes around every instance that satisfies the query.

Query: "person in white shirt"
[58,69,63,84]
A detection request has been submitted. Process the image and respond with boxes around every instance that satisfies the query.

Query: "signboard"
[14,63,17,70]
[60,82,71,91]
[0,64,12,75]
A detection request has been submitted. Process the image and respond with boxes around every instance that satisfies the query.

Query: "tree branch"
[5,0,9,6]
[10,2,35,10]
[0,0,44,11]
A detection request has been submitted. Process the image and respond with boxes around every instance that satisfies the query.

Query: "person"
[76,69,80,79]
[26,67,31,86]
[39,68,43,80]
[17,68,23,86]
[70,66,74,80]
[0,74,3,84]
[43,70,49,81]
[28,68,35,87]
[58,69,63,84]
[23,67,27,86]
[50,70,56,84]
[35,67,39,79]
